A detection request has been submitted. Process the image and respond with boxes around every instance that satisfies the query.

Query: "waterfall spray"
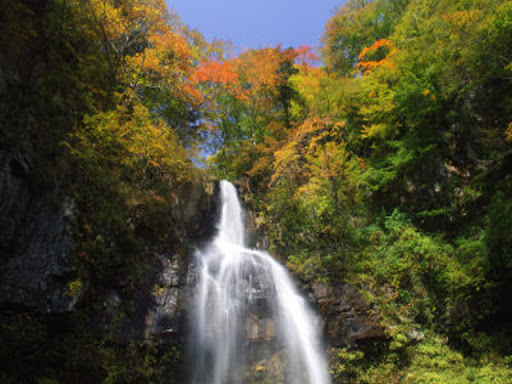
[189,180,330,384]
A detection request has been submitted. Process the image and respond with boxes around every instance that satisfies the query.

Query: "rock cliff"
[0,151,219,344]
[312,282,385,346]
[0,149,76,312]
[0,166,384,382]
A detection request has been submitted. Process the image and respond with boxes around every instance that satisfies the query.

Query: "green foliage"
[349,211,493,342]
[0,311,185,383]
[403,335,512,383]
[329,343,402,383]
[485,190,512,271]
[322,0,410,74]
[329,334,512,383]
[103,344,183,384]
[67,278,84,299]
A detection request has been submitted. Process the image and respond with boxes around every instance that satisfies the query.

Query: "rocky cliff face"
[312,282,385,347]
[212,274,385,348]
[0,154,219,381]
[0,150,219,345]
[90,252,191,345]
[0,166,383,352]
[0,149,77,312]
[95,179,384,350]
[111,181,219,346]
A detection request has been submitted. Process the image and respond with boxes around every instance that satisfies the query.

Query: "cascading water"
[189,180,330,384]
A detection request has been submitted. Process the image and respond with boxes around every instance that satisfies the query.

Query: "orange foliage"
[140,30,191,74]
[236,47,286,94]
[192,60,239,85]
[357,39,397,74]
[181,83,202,105]
[295,45,320,67]
[126,26,197,102]
[190,59,246,101]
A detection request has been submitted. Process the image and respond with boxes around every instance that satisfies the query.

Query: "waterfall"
[189,180,330,384]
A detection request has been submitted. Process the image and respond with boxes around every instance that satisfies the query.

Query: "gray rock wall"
[312,282,385,346]
[0,149,76,312]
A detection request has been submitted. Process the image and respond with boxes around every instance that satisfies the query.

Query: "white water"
[189,180,330,384]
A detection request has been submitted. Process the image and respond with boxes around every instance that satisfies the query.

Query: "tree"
[322,0,409,75]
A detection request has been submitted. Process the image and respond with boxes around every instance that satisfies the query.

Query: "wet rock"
[96,253,188,345]
[158,254,183,287]
[143,254,186,345]
[245,316,275,340]
[177,180,220,244]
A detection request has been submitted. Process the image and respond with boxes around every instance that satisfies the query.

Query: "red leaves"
[190,59,247,101]
[192,60,239,85]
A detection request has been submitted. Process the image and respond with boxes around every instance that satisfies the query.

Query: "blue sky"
[166,0,343,51]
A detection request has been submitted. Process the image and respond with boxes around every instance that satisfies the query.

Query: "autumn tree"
[321,0,409,74]
[196,46,314,187]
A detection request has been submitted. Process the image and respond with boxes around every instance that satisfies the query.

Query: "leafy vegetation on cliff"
[1,0,512,382]
[201,0,512,382]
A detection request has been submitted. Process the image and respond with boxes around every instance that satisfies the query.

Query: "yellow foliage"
[85,0,167,42]
[289,66,348,117]
[87,0,126,39]
[359,77,399,140]
[270,117,350,190]
[442,9,480,30]
[361,123,392,139]
[81,0,198,103]
[271,141,300,184]
[69,93,193,187]
[236,48,283,95]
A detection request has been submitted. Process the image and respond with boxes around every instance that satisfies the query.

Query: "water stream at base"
[189,180,330,384]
